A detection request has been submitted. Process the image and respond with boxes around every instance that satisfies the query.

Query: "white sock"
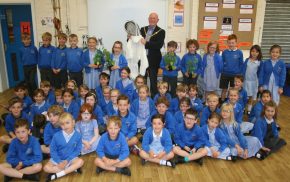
[256,153,261,158]
[56,171,65,178]
[248,105,252,112]
[159,160,171,166]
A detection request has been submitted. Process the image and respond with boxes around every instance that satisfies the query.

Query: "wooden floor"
[0,89,290,182]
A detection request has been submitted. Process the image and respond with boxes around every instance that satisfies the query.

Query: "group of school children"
[0,32,287,181]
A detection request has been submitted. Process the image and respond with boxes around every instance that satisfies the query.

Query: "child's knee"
[77,158,84,167]
[125,158,131,166]
[172,146,180,153]
[200,148,208,155]
[32,163,42,172]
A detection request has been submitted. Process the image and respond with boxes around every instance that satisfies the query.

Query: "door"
[0,5,34,88]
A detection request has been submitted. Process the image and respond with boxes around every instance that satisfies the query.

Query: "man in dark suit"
[140,12,165,97]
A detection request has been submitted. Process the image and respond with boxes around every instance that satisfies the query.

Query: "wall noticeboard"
[197,0,257,51]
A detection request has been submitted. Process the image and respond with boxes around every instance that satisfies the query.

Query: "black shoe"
[174,155,185,164]
[76,168,82,174]
[170,160,176,168]
[23,173,40,181]
[194,157,203,166]
[46,173,57,182]
[4,175,12,182]
[120,167,131,176]
[2,144,9,153]
[231,156,238,162]
[43,153,50,160]
[96,167,105,174]
[141,159,146,165]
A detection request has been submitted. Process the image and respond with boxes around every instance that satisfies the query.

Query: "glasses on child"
[185,116,195,121]
[81,112,91,116]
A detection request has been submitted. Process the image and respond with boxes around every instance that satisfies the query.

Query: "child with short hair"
[51,32,68,89]
[67,34,84,87]
[109,41,128,88]
[173,109,207,165]
[0,119,42,181]
[43,113,83,181]
[220,34,244,101]
[259,44,286,105]
[96,72,110,103]
[169,83,188,114]
[252,101,286,160]
[234,75,248,110]
[202,112,232,160]
[76,84,89,107]
[76,103,100,155]
[54,89,63,105]
[130,85,155,132]
[132,75,146,101]
[249,90,272,123]
[99,86,111,115]
[181,39,202,85]
[160,40,181,97]
[188,84,203,115]
[14,84,33,114]
[116,67,135,101]
[30,89,51,122]
[40,80,56,105]
[42,105,64,154]
[146,97,176,135]
[106,89,120,116]
[117,95,138,147]
[19,33,38,96]
[220,103,262,160]
[174,97,190,127]
[153,81,172,104]
[95,116,131,176]
[200,93,220,126]
[39,32,55,82]
[201,41,223,99]
[140,114,175,167]
[61,88,80,119]
[66,79,78,99]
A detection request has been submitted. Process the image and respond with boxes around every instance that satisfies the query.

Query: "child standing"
[0,119,42,181]
[109,41,128,88]
[19,33,38,96]
[116,67,135,101]
[202,112,231,160]
[252,101,286,159]
[201,41,223,99]
[43,113,83,181]
[220,103,262,159]
[200,93,220,126]
[173,109,207,165]
[259,44,286,105]
[38,32,55,82]
[160,41,181,97]
[83,37,104,89]
[153,81,172,104]
[140,114,175,168]
[181,39,202,85]
[67,34,83,87]
[76,103,100,155]
[95,116,131,176]
[234,75,248,110]
[220,34,244,101]
[61,88,80,120]
[249,90,272,123]
[243,45,262,113]
[51,33,68,89]
[132,75,146,101]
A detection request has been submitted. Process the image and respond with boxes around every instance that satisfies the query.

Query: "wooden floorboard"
[0,90,289,182]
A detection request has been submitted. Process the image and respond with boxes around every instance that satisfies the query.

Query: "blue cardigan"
[220,122,248,149]
[62,100,80,120]
[142,127,173,154]
[110,53,128,73]
[249,101,263,122]
[200,107,220,126]
[252,117,279,146]
[259,59,286,88]
[130,97,155,117]
[200,53,223,78]
[5,112,31,133]
[106,102,118,116]
[83,49,104,73]
[201,125,227,152]
[116,79,134,101]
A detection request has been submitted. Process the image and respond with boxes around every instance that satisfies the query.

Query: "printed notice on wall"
[205,3,219,12]
[240,4,253,14]
[203,16,218,29]
[223,0,235,8]
[238,18,252,31]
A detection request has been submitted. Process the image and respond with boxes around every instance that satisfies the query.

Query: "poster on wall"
[174,0,184,11]
[238,18,252,31]
[20,22,31,34]
[203,16,217,29]
[41,17,53,27]
[240,4,253,14]
[174,11,184,26]
[205,3,219,12]
[223,0,235,8]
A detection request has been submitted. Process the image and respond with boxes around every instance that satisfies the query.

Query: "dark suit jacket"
[140,26,165,69]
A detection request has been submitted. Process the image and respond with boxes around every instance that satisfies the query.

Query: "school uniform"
[19,44,38,95]
[249,101,264,123]
[200,107,220,127]
[169,98,180,114]
[220,49,243,89]
[62,100,80,120]
[243,58,261,100]
[5,112,31,134]
[160,54,181,97]
[51,46,68,88]
[43,122,62,146]
[30,101,51,122]
[46,90,56,105]
[76,97,85,107]
[95,85,104,103]
[201,125,230,159]
[238,88,248,110]
[116,78,135,101]
[98,97,110,115]
[106,102,118,116]
[132,89,139,101]
[67,47,84,87]
[93,105,105,127]
[174,123,205,149]
[190,97,203,115]
[174,111,184,127]
[180,52,202,85]
[142,127,173,154]
[21,96,33,114]
[7,135,42,167]
[119,111,137,139]
[201,53,223,92]
[38,45,55,82]
[109,54,128,89]
[220,122,261,157]
[153,93,172,104]
[96,132,129,160]
[130,97,155,129]
[259,59,286,105]
[146,110,176,135]
[252,117,286,152]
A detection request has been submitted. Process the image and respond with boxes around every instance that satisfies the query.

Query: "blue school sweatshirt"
[116,79,134,101]
[5,112,31,133]
[93,105,105,127]
[50,130,82,163]
[46,90,56,105]
[119,111,137,139]
[19,44,38,66]
[146,110,176,135]
[142,127,173,154]
[249,101,263,122]
[201,125,227,152]
[7,135,42,167]
[51,46,67,70]
[38,45,55,69]
[21,96,33,114]
[169,98,180,114]
[180,53,202,75]
[226,101,243,124]
[62,100,80,120]
[238,88,247,110]
[98,97,110,115]
[221,49,243,76]
[174,111,184,127]
[220,122,248,149]
[200,53,223,78]
[96,132,129,161]
[43,122,62,145]
[66,47,83,72]
[30,101,51,121]
[130,97,155,117]
[106,102,118,116]
[174,122,205,149]
[160,54,181,77]
[200,107,220,126]
[153,93,172,104]
[132,89,139,101]
[190,97,203,115]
